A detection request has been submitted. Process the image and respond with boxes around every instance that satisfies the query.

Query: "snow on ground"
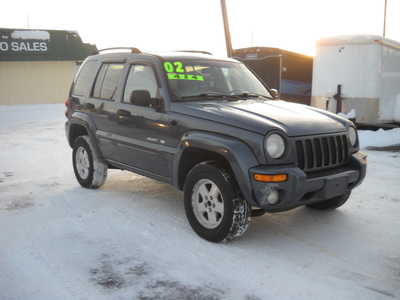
[0,104,399,300]
[359,128,400,149]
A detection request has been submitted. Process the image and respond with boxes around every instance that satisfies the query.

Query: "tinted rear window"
[73,61,98,96]
[92,63,124,100]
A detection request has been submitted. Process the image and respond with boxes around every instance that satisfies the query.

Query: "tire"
[184,162,250,243]
[306,192,351,210]
[72,135,108,189]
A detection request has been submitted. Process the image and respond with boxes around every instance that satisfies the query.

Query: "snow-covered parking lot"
[1,104,399,300]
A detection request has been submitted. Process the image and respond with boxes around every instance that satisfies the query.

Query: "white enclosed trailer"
[311,35,400,125]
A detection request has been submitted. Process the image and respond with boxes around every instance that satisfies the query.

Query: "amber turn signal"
[253,174,288,182]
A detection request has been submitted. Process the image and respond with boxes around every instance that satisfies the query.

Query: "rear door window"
[92,63,124,100]
[92,64,108,98]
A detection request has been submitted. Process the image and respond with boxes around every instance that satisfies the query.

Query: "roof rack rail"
[96,47,141,54]
[175,50,213,55]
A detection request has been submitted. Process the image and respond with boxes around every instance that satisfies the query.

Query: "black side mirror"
[130,90,161,109]
[148,97,160,108]
[130,90,151,106]
[270,89,279,99]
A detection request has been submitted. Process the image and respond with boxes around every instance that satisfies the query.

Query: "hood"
[172,100,349,136]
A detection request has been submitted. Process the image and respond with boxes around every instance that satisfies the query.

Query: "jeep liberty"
[65,48,367,242]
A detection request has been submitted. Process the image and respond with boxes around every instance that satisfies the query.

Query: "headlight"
[348,127,357,146]
[265,133,286,159]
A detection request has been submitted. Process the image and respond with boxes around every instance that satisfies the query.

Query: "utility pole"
[383,0,387,37]
[220,0,233,57]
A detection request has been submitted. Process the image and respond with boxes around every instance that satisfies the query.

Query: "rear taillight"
[64,98,70,118]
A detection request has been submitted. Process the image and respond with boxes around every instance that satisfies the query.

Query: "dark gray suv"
[65,48,367,242]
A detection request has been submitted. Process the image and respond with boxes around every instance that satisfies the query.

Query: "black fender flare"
[173,131,259,206]
[66,112,104,160]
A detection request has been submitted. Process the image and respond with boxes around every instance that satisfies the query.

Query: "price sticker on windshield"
[163,61,204,81]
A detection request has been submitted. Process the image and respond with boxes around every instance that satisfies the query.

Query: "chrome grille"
[295,134,349,172]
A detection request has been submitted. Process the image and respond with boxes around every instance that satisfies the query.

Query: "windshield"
[162,59,273,101]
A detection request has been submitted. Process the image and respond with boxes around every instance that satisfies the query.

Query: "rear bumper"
[65,121,71,146]
[250,152,367,212]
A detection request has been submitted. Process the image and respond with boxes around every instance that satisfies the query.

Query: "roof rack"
[96,47,141,54]
[175,50,213,55]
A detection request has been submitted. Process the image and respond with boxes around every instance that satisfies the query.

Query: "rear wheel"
[184,162,250,242]
[72,136,107,189]
[306,192,351,210]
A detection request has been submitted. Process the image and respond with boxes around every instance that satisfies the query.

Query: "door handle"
[83,103,94,110]
[168,119,178,126]
[117,109,131,117]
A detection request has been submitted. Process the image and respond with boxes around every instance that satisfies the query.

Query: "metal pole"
[220,0,233,57]
[383,0,387,37]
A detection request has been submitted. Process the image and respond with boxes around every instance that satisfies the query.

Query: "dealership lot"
[0,104,399,300]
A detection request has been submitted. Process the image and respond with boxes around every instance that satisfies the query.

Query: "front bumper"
[250,152,367,212]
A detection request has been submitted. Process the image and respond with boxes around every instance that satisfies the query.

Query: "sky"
[1,0,399,56]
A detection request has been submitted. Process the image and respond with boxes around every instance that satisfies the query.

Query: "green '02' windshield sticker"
[163,61,204,81]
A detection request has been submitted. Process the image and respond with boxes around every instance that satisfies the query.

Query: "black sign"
[0,28,97,61]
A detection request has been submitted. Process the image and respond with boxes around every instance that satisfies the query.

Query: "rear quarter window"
[72,61,98,97]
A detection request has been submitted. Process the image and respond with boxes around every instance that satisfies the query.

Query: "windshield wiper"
[230,92,272,100]
[180,92,234,100]
[180,92,272,101]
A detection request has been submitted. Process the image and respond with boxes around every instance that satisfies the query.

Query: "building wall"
[312,44,381,101]
[381,45,400,122]
[312,40,400,123]
[0,61,78,105]
[311,43,382,123]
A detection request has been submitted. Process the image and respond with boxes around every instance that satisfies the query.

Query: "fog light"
[267,189,280,205]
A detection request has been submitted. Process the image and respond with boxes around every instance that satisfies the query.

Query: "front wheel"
[306,192,351,210]
[184,162,250,243]
[72,136,108,189]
